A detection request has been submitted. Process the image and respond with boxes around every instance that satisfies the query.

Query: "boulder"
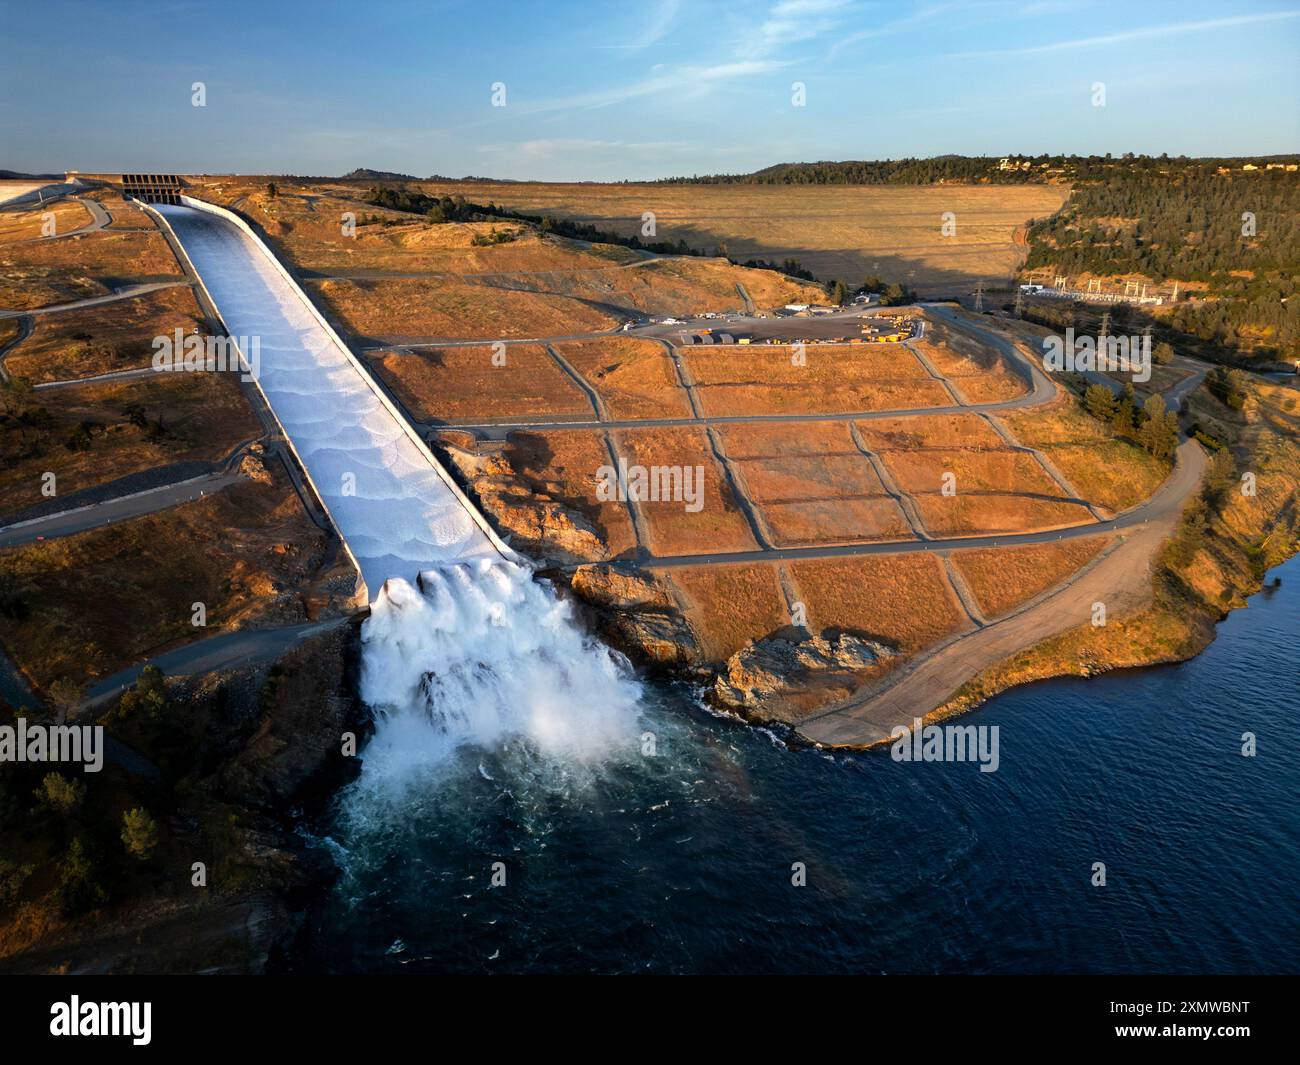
[712,628,896,720]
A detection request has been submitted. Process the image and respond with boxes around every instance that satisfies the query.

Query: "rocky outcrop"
[712,628,897,722]
[441,442,611,564]
[237,442,275,486]
[564,564,701,668]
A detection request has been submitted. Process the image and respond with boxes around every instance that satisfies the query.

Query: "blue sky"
[3,0,1298,179]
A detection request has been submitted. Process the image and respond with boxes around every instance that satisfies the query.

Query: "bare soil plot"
[720,420,859,457]
[369,344,589,423]
[0,230,182,310]
[501,430,637,557]
[951,536,1110,619]
[1001,401,1169,512]
[914,493,1095,536]
[414,181,1071,290]
[553,337,693,419]
[882,448,1062,496]
[852,412,1006,450]
[658,563,789,661]
[789,554,966,657]
[762,497,912,545]
[613,427,758,554]
[309,277,618,340]
[0,201,92,243]
[6,286,206,384]
[0,476,338,691]
[0,372,260,516]
[684,347,952,416]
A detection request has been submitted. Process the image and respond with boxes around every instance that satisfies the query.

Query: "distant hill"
[339,168,421,182]
[658,154,1300,186]
[0,169,62,180]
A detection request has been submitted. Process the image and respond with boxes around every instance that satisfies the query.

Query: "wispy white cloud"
[500,138,689,160]
[518,58,794,114]
[601,0,684,50]
[948,10,1300,59]
[743,0,856,59]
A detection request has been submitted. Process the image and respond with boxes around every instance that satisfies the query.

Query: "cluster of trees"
[1023,164,1300,360]
[1206,366,1249,411]
[658,153,1298,188]
[365,186,703,258]
[1083,383,1180,460]
[742,256,816,281]
[656,157,1052,185]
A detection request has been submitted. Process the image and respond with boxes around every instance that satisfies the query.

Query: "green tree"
[56,837,105,915]
[1084,383,1117,421]
[266,182,277,198]
[1153,340,1175,365]
[36,772,85,815]
[121,808,160,861]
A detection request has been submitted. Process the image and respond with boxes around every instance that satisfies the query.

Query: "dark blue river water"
[297,556,1299,974]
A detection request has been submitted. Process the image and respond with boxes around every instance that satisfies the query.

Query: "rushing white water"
[354,560,645,789]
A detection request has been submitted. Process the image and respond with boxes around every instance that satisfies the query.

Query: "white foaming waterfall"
[356,559,644,784]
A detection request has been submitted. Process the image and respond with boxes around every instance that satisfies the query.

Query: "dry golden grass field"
[762,496,913,545]
[371,344,589,422]
[914,492,1095,536]
[501,430,638,558]
[882,447,1062,497]
[0,229,182,310]
[789,554,967,655]
[720,420,860,456]
[194,180,827,324]
[0,476,338,691]
[656,563,790,662]
[852,411,1006,450]
[309,276,619,340]
[684,345,953,416]
[555,337,694,419]
[0,201,92,243]
[951,537,1110,619]
[0,371,260,516]
[1001,399,1170,513]
[6,285,205,383]
[613,426,759,554]
[414,180,1070,292]
[734,452,886,501]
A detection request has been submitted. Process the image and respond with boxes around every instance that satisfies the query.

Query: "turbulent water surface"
[294,556,1300,974]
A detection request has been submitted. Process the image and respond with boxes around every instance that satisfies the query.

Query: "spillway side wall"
[143,196,521,582]
[138,197,372,602]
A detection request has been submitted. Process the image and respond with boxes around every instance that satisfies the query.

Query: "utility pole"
[1013,288,1024,318]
